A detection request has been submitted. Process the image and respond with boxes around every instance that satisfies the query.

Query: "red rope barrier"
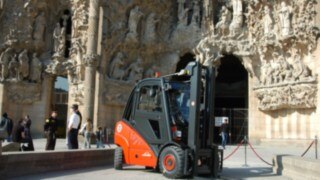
[247,141,273,166]
[301,140,315,157]
[223,140,244,160]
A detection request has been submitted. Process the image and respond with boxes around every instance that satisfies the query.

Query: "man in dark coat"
[44,111,58,150]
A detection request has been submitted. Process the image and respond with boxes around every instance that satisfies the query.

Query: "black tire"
[114,147,123,170]
[159,146,185,179]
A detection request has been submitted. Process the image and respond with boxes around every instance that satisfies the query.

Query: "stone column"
[83,0,100,129]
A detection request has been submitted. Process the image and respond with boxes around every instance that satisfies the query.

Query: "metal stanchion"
[242,136,249,167]
[0,140,2,155]
[315,135,318,159]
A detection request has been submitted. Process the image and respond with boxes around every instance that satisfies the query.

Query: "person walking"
[220,118,229,150]
[13,119,26,151]
[96,127,105,148]
[68,104,80,149]
[80,118,93,149]
[44,111,58,150]
[0,113,13,142]
[23,115,34,151]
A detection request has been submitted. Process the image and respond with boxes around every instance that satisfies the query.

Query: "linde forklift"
[114,61,223,178]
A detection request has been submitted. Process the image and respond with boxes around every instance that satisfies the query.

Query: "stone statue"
[55,27,66,56]
[53,23,62,53]
[278,1,292,37]
[278,57,293,83]
[177,0,189,26]
[127,57,143,82]
[0,47,13,81]
[109,52,126,80]
[72,3,88,38]
[8,54,19,80]
[18,49,29,80]
[229,0,243,37]
[30,53,42,82]
[144,13,158,43]
[191,0,201,26]
[263,6,274,36]
[72,41,85,81]
[215,6,231,37]
[126,6,144,42]
[33,12,46,42]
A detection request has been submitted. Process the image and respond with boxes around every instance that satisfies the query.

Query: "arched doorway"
[214,55,248,144]
[52,76,69,138]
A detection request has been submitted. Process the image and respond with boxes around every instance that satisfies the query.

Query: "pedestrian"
[67,104,80,149]
[220,118,229,150]
[0,113,13,142]
[23,115,34,151]
[13,119,27,151]
[96,127,105,148]
[44,111,58,150]
[80,118,93,149]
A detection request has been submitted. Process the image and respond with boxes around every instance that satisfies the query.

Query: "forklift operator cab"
[114,61,222,179]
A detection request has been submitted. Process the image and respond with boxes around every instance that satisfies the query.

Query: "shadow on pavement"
[221,167,280,179]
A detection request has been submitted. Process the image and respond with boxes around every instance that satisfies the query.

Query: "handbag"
[0,119,8,139]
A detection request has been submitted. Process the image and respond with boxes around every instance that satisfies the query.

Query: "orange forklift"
[114,61,223,178]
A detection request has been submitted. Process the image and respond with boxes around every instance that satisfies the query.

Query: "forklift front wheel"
[114,147,123,170]
[159,146,185,179]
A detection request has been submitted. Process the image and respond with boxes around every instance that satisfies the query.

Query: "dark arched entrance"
[176,53,195,72]
[214,55,248,144]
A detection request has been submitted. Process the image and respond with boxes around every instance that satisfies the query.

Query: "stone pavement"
[6,139,319,179]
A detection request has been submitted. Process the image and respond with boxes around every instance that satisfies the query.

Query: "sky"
[55,77,69,91]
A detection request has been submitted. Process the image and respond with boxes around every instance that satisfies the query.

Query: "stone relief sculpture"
[72,2,88,39]
[229,0,243,37]
[30,53,42,83]
[0,47,13,81]
[71,41,86,82]
[126,57,143,82]
[263,6,274,37]
[18,49,29,81]
[278,1,292,38]
[8,54,19,80]
[191,0,201,27]
[33,11,46,42]
[177,0,189,26]
[53,23,62,53]
[109,52,126,80]
[195,0,319,111]
[126,6,144,42]
[144,13,158,43]
[215,6,231,37]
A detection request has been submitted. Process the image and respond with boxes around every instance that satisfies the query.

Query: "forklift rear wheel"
[114,147,123,170]
[159,146,185,179]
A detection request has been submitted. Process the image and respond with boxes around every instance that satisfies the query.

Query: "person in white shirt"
[67,104,80,149]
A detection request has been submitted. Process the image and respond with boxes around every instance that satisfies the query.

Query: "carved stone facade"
[0,0,319,144]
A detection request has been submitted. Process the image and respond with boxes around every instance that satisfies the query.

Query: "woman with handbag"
[80,118,93,149]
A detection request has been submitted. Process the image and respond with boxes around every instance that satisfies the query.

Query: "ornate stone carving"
[229,0,244,37]
[6,82,41,104]
[195,0,320,111]
[18,49,29,81]
[30,53,42,83]
[144,13,158,44]
[254,82,317,111]
[33,11,46,43]
[108,52,126,81]
[70,84,84,105]
[53,23,66,56]
[0,47,13,81]
[126,6,144,42]
[177,0,189,26]
[126,57,143,83]
[84,53,98,67]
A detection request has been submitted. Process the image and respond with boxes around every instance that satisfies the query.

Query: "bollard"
[315,135,318,159]
[242,136,249,167]
[0,139,2,155]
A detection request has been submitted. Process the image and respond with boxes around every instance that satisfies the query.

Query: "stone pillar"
[83,0,100,129]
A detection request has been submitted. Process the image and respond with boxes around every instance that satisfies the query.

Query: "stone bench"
[273,155,320,180]
[0,149,114,178]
